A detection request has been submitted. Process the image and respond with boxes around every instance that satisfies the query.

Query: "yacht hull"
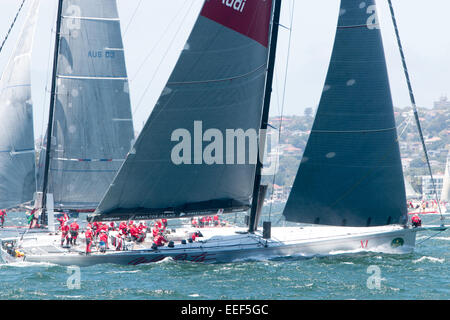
[8,225,417,267]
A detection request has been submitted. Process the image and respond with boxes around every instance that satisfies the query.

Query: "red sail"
[201,0,273,47]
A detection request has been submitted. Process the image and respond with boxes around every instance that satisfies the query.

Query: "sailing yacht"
[1,0,134,251]
[442,156,450,213]
[2,0,448,266]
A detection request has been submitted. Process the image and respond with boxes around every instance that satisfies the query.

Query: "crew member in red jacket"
[69,220,80,245]
[153,232,168,247]
[99,230,108,253]
[0,209,7,227]
[61,223,70,247]
[85,226,93,254]
[119,221,127,235]
[411,214,422,228]
[57,215,65,231]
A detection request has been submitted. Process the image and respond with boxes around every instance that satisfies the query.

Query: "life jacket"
[99,233,108,243]
[61,225,69,236]
[70,222,79,232]
[129,225,140,237]
[85,230,93,240]
[153,235,167,246]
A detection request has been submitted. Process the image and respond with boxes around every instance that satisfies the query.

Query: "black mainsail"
[92,0,277,221]
[283,0,408,227]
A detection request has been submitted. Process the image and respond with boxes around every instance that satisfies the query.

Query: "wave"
[413,256,445,264]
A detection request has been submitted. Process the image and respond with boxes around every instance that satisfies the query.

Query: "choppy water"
[0,210,449,300]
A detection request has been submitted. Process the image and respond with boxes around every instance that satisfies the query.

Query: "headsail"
[441,156,450,202]
[0,0,40,209]
[38,0,134,210]
[92,0,275,221]
[283,0,408,227]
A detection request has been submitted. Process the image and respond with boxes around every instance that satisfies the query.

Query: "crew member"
[109,221,117,231]
[56,214,67,231]
[69,220,80,245]
[115,231,124,251]
[119,221,127,235]
[213,215,220,227]
[153,231,168,247]
[61,223,70,247]
[411,214,422,228]
[99,230,108,253]
[0,209,7,227]
[85,226,93,255]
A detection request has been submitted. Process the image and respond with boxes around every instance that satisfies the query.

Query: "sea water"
[0,210,448,300]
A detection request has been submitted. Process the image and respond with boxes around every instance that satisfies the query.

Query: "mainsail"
[441,156,450,202]
[283,0,408,227]
[92,0,275,221]
[38,0,134,210]
[0,0,39,209]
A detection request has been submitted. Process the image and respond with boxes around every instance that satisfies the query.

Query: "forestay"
[39,0,134,210]
[283,0,408,227]
[93,0,274,221]
[0,0,39,209]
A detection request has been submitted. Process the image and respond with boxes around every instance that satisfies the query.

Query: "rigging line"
[268,0,295,221]
[39,3,59,160]
[0,0,26,55]
[130,1,191,82]
[416,229,447,246]
[388,0,444,221]
[131,1,196,118]
[122,0,143,39]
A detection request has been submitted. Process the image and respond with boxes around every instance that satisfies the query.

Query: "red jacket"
[153,234,167,246]
[85,229,93,240]
[99,233,108,243]
[70,222,79,232]
[61,224,69,235]
[129,225,140,237]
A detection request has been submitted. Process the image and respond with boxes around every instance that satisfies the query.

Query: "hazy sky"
[0,0,449,138]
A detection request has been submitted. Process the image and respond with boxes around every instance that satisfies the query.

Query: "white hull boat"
[2,225,423,267]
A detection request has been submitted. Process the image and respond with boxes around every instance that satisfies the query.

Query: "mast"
[248,0,282,233]
[41,0,63,224]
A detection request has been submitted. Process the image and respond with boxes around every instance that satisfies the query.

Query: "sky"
[0,0,449,139]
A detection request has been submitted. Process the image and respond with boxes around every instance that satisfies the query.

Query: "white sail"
[0,0,40,209]
[441,156,450,201]
[405,178,420,199]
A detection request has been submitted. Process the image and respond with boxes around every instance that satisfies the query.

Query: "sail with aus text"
[283,0,408,227]
[92,0,274,221]
[0,0,39,209]
[37,0,135,210]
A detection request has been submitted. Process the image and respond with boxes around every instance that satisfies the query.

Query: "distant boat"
[441,155,450,213]
[0,0,39,211]
[405,178,420,200]
[4,0,447,266]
